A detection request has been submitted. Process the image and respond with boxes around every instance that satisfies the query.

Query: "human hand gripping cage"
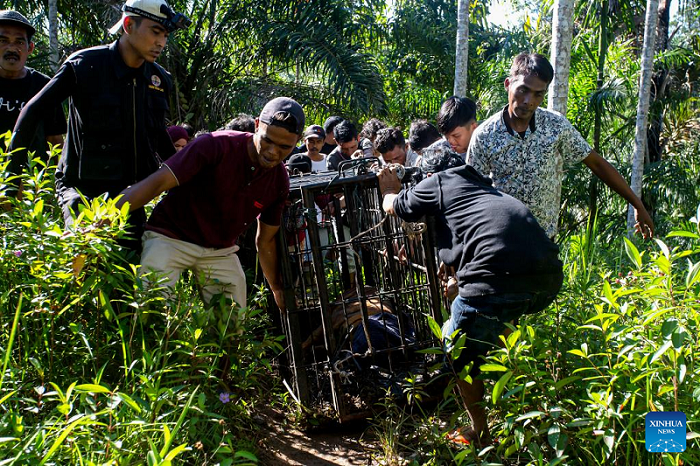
[275,158,450,422]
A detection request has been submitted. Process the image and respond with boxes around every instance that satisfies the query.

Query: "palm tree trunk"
[627,0,660,235]
[48,0,59,72]
[588,0,609,234]
[453,0,469,96]
[646,0,671,164]
[548,0,575,115]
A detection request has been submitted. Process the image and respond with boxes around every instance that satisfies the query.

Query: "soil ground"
[256,407,376,465]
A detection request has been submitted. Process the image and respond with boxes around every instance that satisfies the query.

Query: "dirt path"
[257,409,375,465]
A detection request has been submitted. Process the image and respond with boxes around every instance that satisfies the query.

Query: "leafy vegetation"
[0,149,283,464]
[363,213,700,465]
[3,0,700,463]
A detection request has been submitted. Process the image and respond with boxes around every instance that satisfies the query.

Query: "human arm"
[115,165,178,212]
[379,166,440,222]
[465,130,490,177]
[326,151,338,171]
[583,150,654,238]
[43,85,67,149]
[256,219,285,312]
[438,262,458,300]
[377,166,402,215]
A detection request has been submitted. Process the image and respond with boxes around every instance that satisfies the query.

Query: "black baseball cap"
[303,125,325,141]
[259,97,305,136]
[0,10,36,37]
[287,154,312,174]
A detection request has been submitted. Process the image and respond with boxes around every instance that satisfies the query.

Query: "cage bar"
[277,160,444,422]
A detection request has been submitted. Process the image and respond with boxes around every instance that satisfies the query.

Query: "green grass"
[0,151,283,464]
[3,149,700,465]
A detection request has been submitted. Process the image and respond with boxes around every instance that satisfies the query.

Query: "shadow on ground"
[257,408,374,465]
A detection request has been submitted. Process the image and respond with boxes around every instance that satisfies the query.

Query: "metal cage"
[277,160,445,422]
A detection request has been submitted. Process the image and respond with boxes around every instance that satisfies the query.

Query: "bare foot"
[446,427,492,448]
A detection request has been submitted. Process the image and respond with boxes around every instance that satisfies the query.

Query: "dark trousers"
[443,290,560,374]
[56,183,146,256]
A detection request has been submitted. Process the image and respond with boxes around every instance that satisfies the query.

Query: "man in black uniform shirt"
[0,10,66,155]
[9,0,189,252]
[379,144,563,446]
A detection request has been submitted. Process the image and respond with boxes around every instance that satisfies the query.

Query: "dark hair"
[323,116,344,135]
[359,118,387,141]
[408,120,441,153]
[126,15,144,29]
[510,52,554,84]
[437,96,477,135]
[333,120,358,144]
[419,144,465,175]
[374,128,405,155]
[224,113,255,133]
[181,123,195,138]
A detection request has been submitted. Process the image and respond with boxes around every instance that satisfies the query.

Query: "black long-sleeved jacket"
[9,40,175,196]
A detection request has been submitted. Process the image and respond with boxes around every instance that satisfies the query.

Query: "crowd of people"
[1,0,656,447]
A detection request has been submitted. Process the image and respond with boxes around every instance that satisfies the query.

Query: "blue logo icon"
[646,412,686,453]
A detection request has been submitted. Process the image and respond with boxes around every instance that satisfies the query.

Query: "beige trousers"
[140,231,247,308]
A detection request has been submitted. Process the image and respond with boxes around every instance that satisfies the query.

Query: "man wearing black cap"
[114,97,304,312]
[0,10,66,156]
[378,144,563,446]
[286,124,328,174]
[8,0,190,253]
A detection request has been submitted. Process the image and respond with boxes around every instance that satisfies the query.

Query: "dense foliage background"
[8,0,700,237]
[1,0,700,463]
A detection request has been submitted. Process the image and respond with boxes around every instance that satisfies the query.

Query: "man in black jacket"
[9,0,189,251]
[379,144,563,446]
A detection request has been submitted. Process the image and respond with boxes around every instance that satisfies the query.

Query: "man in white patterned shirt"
[467,52,654,239]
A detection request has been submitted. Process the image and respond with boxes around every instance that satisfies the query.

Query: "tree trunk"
[646,0,671,164]
[453,0,469,96]
[548,0,575,115]
[48,0,59,72]
[627,0,660,235]
[588,0,609,235]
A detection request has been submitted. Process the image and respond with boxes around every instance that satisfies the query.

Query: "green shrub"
[0,149,281,464]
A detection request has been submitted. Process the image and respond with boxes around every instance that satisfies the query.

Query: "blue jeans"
[442,291,557,374]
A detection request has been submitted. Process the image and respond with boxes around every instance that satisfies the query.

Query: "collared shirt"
[466,106,591,237]
[393,165,562,297]
[147,131,289,249]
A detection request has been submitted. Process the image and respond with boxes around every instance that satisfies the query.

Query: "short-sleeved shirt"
[393,165,562,298]
[466,106,592,237]
[146,131,289,249]
[0,68,66,153]
[405,148,420,167]
[326,146,349,171]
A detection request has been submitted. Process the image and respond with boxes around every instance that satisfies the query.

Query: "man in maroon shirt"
[115,97,304,311]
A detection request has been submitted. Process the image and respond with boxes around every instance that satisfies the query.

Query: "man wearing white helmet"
[9,0,190,253]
